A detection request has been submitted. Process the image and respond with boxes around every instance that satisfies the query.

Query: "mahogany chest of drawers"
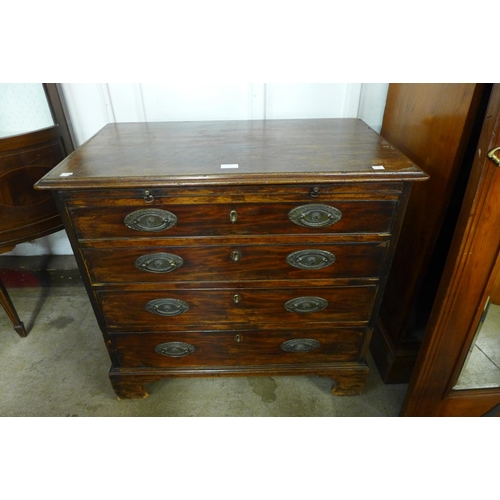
[36,119,427,399]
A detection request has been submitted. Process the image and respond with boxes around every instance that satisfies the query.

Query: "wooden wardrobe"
[401,83,500,416]
[370,83,493,383]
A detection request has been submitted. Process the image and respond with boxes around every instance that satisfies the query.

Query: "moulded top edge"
[35,169,428,190]
[34,119,429,189]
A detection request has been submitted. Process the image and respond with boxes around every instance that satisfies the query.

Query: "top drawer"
[69,200,397,240]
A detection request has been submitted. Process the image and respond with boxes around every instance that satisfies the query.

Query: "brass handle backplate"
[487,146,500,167]
[288,204,342,228]
[124,208,177,232]
[135,252,183,273]
[280,338,321,352]
[146,298,189,316]
[284,296,328,313]
[155,342,195,357]
[286,249,336,270]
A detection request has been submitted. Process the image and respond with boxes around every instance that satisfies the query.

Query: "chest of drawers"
[36,119,427,399]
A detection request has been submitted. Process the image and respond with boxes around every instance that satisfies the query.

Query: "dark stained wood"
[371,83,489,382]
[108,362,371,399]
[0,278,26,337]
[70,200,397,239]
[81,241,388,284]
[490,265,500,305]
[0,127,66,249]
[35,119,424,189]
[401,83,500,417]
[42,83,77,154]
[112,327,365,368]
[63,182,405,204]
[0,84,74,336]
[98,285,378,329]
[35,119,427,398]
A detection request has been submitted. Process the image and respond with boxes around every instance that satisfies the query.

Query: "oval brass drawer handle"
[284,296,328,313]
[286,249,336,270]
[280,338,321,352]
[135,253,183,273]
[146,298,189,317]
[155,341,195,357]
[124,208,177,232]
[288,204,342,228]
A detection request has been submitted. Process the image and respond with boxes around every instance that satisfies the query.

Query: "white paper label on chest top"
[220,164,239,169]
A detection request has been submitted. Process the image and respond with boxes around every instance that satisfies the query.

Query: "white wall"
[7,83,388,256]
[0,84,53,138]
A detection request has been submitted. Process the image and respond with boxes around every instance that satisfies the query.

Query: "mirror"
[454,252,500,390]
[0,83,54,138]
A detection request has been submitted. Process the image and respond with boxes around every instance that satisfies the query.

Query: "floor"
[0,260,409,417]
[455,301,500,390]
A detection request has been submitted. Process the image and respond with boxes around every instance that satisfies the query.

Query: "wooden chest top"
[35,119,427,189]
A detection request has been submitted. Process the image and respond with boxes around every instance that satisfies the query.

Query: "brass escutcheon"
[230,250,242,262]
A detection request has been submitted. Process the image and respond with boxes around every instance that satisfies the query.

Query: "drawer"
[82,241,388,284]
[98,285,377,330]
[111,327,366,368]
[63,183,404,207]
[69,200,397,240]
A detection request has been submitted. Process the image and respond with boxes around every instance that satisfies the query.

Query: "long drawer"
[111,327,366,368]
[70,200,397,239]
[98,285,377,330]
[82,241,388,284]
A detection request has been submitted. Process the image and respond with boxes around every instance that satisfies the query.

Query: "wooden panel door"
[400,83,500,417]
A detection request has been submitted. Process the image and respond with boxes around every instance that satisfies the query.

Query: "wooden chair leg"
[0,278,27,337]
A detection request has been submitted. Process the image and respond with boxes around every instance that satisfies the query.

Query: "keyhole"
[231,250,241,262]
